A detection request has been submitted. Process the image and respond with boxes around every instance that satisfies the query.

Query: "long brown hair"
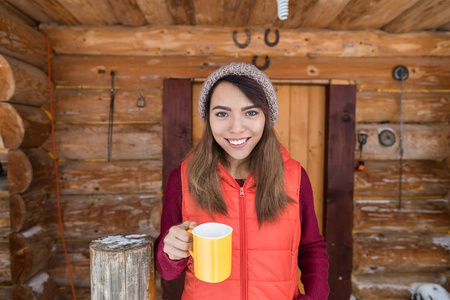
[187,75,293,226]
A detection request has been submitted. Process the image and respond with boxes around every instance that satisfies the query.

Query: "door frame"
[162,79,356,300]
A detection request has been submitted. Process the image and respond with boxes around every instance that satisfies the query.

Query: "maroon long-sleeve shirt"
[155,166,330,300]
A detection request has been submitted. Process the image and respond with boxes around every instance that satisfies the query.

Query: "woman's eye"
[216,112,228,117]
[246,111,258,116]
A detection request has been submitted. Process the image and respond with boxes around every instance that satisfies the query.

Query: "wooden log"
[356,91,450,123]
[58,287,90,300]
[354,198,450,232]
[0,55,49,105]
[12,271,58,300]
[352,273,448,300]
[8,149,54,194]
[90,234,155,299]
[0,10,46,69]
[10,191,47,232]
[41,123,162,160]
[354,160,450,199]
[0,1,37,27]
[0,193,10,238]
[50,55,450,91]
[40,25,450,57]
[56,160,161,195]
[353,232,450,275]
[42,193,162,239]
[9,226,55,283]
[354,124,450,160]
[0,241,11,285]
[52,0,118,25]
[44,88,162,123]
[0,103,51,150]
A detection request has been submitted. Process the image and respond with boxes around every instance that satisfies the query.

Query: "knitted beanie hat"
[198,62,278,125]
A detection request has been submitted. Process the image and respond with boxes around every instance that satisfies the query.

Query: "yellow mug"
[188,222,233,283]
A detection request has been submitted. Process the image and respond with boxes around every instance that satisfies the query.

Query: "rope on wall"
[41,31,77,300]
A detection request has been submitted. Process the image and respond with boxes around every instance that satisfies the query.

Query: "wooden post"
[90,234,155,300]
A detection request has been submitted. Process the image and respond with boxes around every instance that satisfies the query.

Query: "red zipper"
[239,187,247,300]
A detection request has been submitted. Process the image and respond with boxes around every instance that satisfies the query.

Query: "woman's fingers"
[163,220,197,260]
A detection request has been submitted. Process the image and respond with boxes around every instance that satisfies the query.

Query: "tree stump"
[90,234,155,300]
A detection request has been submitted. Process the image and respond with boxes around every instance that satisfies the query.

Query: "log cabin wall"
[0,1,449,299]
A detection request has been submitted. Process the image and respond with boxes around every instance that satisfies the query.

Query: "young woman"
[155,62,329,299]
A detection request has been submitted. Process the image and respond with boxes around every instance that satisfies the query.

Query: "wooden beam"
[328,0,420,30]
[10,226,55,284]
[166,0,195,25]
[301,0,351,28]
[134,0,173,25]
[193,0,224,26]
[354,160,450,199]
[41,25,450,58]
[0,55,49,105]
[0,103,51,150]
[12,271,58,300]
[55,0,118,25]
[109,0,147,26]
[5,0,78,25]
[50,55,450,91]
[275,0,316,28]
[354,124,450,160]
[43,193,162,239]
[223,0,254,27]
[41,123,162,160]
[384,0,450,32]
[246,0,276,26]
[0,1,37,27]
[10,191,47,232]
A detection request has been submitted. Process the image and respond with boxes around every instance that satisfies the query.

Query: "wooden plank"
[166,0,195,25]
[44,89,162,123]
[43,193,162,239]
[41,123,162,160]
[328,0,420,30]
[193,0,224,25]
[275,0,317,28]
[273,84,290,150]
[354,198,450,232]
[55,0,118,25]
[223,0,254,27]
[4,0,53,24]
[51,55,450,91]
[0,9,47,70]
[353,232,450,274]
[352,273,449,300]
[56,160,161,195]
[191,82,203,146]
[109,0,147,26]
[41,25,450,58]
[324,84,356,300]
[58,287,90,300]
[0,55,49,106]
[289,86,309,168]
[246,0,277,26]
[302,0,351,28]
[8,0,78,25]
[355,124,450,160]
[0,241,11,284]
[354,160,450,199]
[10,192,47,233]
[134,0,173,25]
[356,91,450,123]
[307,86,326,234]
[439,21,450,31]
[162,79,191,193]
[384,0,450,32]
[0,1,37,27]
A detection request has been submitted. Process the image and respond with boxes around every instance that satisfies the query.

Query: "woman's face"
[209,81,266,166]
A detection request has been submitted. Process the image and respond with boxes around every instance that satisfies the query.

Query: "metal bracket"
[393,65,409,81]
[252,55,270,71]
[264,29,279,47]
[233,29,251,49]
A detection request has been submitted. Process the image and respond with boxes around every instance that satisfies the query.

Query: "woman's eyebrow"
[242,105,258,111]
[211,105,231,111]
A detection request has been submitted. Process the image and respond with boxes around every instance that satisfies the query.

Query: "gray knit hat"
[198,62,278,125]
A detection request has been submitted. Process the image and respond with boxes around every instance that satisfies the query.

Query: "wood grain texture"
[43,193,162,239]
[44,88,162,123]
[354,160,450,199]
[0,193,10,239]
[10,226,54,284]
[356,91,450,123]
[166,0,195,25]
[354,198,450,232]
[193,0,223,25]
[275,0,316,28]
[50,55,450,91]
[134,0,173,25]
[0,1,37,27]
[55,0,118,25]
[41,123,162,160]
[41,25,450,58]
[56,160,161,195]
[0,9,46,69]
[223,0,255,27]
[302,0,351,28]
[246,0,277,26]
[5,0,78,25]
[10,191,47,232]
[12,271,58,300]
[109,0,147,26]
[0,241,11,285]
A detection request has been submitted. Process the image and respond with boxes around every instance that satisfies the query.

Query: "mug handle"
[187,229,194,257]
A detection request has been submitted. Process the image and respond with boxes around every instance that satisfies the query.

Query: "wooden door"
[192,83,326,233]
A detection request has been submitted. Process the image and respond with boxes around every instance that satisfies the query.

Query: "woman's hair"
[186,75,293,226]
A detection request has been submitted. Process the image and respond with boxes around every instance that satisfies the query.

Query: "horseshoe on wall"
[264,29,279,47]
[233,29,251,49]
[252,55,270,70]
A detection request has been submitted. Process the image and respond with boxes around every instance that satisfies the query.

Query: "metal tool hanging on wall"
[107,71,116,162]
[356,132,368,171]
[393,65,409,209]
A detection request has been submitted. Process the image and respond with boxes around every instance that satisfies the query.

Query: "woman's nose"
[229,116,244,133]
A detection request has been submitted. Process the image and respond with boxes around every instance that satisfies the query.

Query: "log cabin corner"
[0,1,449,299]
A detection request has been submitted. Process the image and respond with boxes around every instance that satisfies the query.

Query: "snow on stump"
[90,234,155,300]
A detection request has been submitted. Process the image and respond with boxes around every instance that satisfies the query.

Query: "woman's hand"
[163,221,197,260]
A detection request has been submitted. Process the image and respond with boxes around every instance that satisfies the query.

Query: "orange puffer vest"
[181,148,301,300]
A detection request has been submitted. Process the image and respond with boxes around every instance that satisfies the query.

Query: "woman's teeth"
[228,138,247,145]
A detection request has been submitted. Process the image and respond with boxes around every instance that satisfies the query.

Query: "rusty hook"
[264,29,279,47]
[233,29,251,49]
[252,55,270,71]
